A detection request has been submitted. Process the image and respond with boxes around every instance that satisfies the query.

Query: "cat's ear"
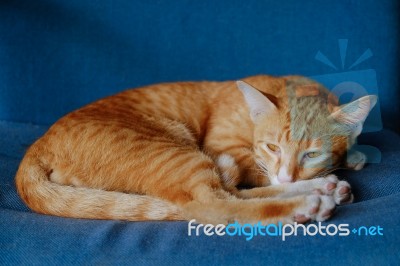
[236,80,277,122]
[330,95,377,137]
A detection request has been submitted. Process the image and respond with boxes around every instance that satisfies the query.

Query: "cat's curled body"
[16,75,376,224]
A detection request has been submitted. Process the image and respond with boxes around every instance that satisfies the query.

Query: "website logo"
[311,39,382,164]
[188,219,383,241]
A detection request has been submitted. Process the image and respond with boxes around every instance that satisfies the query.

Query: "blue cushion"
[0,121,399,264]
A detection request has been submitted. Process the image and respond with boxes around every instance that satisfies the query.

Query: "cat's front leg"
[282,175,354,205]
[237,175,353,205]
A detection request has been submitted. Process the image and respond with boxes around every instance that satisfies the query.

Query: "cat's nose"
[277,167,293,183]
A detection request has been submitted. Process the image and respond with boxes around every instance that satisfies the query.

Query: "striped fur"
[15,75,376,224]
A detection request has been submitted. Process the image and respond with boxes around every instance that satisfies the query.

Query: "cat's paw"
[294,195,336,223]
[312,175,353,205]
[312,174,339,195]
[345,150,367,171]
[333,181,354,205]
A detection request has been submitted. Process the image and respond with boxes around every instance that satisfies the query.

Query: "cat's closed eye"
[304,151,322,159]
[265,143,280,153]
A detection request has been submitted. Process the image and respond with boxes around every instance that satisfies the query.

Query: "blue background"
[0,0,399,131]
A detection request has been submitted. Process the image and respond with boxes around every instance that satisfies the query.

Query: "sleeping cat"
[15,75,377,224]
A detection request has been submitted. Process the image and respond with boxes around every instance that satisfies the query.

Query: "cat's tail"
[15,154,184,221]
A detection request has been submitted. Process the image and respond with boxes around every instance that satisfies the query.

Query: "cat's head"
[237,78,377,185]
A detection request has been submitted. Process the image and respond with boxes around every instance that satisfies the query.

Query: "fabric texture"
[0,0,399,265]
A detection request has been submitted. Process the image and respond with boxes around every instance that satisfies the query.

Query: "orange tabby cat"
[15,75,377,224]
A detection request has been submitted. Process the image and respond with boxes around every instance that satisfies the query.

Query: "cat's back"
[56,75,296,125]
[35,80,231,153]
[36,74,335,150]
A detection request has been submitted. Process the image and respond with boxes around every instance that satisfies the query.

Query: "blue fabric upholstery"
[0,0,399,265]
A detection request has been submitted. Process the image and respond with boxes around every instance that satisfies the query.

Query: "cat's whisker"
[254,159,270,178]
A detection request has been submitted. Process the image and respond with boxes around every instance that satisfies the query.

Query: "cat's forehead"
[270,120,328,143]
[255,77,348,146]
[261,106,343,146]
[283,79,338,135]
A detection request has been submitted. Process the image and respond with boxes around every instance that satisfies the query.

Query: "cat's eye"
[305,151,322,158]
[266,144,280,153]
